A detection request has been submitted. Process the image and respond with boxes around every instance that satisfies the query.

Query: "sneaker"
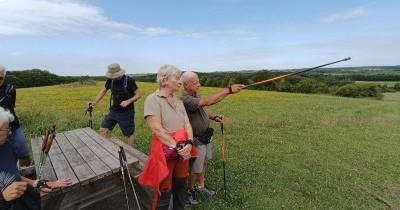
[187,190,198,205]
[195,185,216,195]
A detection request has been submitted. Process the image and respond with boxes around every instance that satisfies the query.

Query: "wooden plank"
[80,127,139,168]
[71,128,121,174]
[47,137,79,190]
[56,132,97,185]
[63,130,111,179]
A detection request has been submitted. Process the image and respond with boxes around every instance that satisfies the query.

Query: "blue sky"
[1,0,399,76]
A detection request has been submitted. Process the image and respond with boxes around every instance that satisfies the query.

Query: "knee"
[99,128,108,137]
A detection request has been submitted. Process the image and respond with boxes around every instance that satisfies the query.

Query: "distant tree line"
[5,69,105,88]
[5,67,400,100]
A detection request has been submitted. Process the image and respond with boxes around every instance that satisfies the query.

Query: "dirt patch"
[383,92,400,101]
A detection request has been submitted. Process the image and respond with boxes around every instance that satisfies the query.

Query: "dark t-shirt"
[179,92,209,137]
[0,141,21,191]
[105,75,139,112]
[0,82,20,131]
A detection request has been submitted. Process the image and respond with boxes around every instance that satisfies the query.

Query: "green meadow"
[16,82,400,209]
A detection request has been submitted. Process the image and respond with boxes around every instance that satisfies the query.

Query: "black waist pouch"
[197,127,214,144]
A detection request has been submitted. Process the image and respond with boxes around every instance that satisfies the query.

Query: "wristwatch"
[185,139,194,146]
[35,180,49,190]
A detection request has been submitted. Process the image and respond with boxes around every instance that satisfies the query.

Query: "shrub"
[335,83,383,99]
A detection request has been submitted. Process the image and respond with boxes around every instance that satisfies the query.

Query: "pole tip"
[344,57,351,61]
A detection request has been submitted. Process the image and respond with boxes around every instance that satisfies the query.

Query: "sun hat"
[106,63,125,79]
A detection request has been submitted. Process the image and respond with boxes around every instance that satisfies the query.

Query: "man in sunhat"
[89,63,141,146]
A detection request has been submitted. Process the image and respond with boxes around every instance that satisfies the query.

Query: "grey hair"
[0,107,14,128]
[156,64,181,86]
[0,65,6,76]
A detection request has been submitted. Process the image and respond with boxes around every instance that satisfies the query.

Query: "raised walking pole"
[243,57,351,88]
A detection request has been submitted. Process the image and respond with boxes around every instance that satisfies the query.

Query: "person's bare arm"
[198,84,243,107]
[145,115,178,148]
[121,89,142,108]
[90,87,107,106]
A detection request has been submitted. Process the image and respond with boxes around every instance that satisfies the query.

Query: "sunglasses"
[0,77,4,80]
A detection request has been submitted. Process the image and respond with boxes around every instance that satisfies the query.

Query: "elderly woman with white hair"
[139,65,197,210]
[0,107,72,209]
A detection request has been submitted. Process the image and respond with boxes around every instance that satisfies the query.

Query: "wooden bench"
[31,127,150,210]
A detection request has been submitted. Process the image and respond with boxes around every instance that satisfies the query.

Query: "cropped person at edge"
[0,65,31,167]
[0,107,72,209]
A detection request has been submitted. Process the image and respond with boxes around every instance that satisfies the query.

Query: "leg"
[117,110,135,146]
[6,128,31,167]
[196,163,207,188]
[126,134,134,146]
[172,159,189,210]
[172,177,187,210]
[156,159,177,210]
[195,144,215,195]
[99,128,109,138]
[100,111,117,138]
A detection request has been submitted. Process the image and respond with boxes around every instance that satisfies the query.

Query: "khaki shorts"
[191,138,212,174]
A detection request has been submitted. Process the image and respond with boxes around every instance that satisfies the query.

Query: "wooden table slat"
[62,130,112,178]
[55,132,97,184]
[80,127,139,166]
[47,139,79,189]
[70,129,121,173]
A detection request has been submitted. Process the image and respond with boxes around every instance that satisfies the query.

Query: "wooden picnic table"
[31,127,140,210]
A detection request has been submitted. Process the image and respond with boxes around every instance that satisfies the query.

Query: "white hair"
[156,64,181,86]
[0,107,14,128]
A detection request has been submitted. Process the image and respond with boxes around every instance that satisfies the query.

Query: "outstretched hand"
[229,84,244,94]
[40,178,72,192]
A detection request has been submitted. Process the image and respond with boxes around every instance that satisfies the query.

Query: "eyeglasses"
[0,127,11,132]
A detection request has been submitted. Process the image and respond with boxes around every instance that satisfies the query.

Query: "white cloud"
[0,0,181,38]
[0,0,134,36]
[323,7,367,23]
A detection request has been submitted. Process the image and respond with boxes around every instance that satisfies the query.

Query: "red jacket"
[138,129,198,193]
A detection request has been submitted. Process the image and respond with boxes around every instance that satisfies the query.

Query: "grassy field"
[16,82,400,209]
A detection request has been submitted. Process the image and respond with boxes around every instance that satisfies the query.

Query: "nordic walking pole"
[220,123,227,201]
[119,149,131,210]
[120,146,142,210]
[38,125,56,180]
[86,102,93,129]
[243,57,351,88]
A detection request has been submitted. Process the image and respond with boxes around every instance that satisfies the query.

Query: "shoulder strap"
[110,76,128,93]
[5,84,14,95]
[123,75,128,93]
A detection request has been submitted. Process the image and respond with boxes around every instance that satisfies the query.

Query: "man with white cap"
[89,63,141,146]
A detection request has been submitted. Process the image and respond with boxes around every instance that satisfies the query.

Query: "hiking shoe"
[195,186,216,195]
[187,190,198,205]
